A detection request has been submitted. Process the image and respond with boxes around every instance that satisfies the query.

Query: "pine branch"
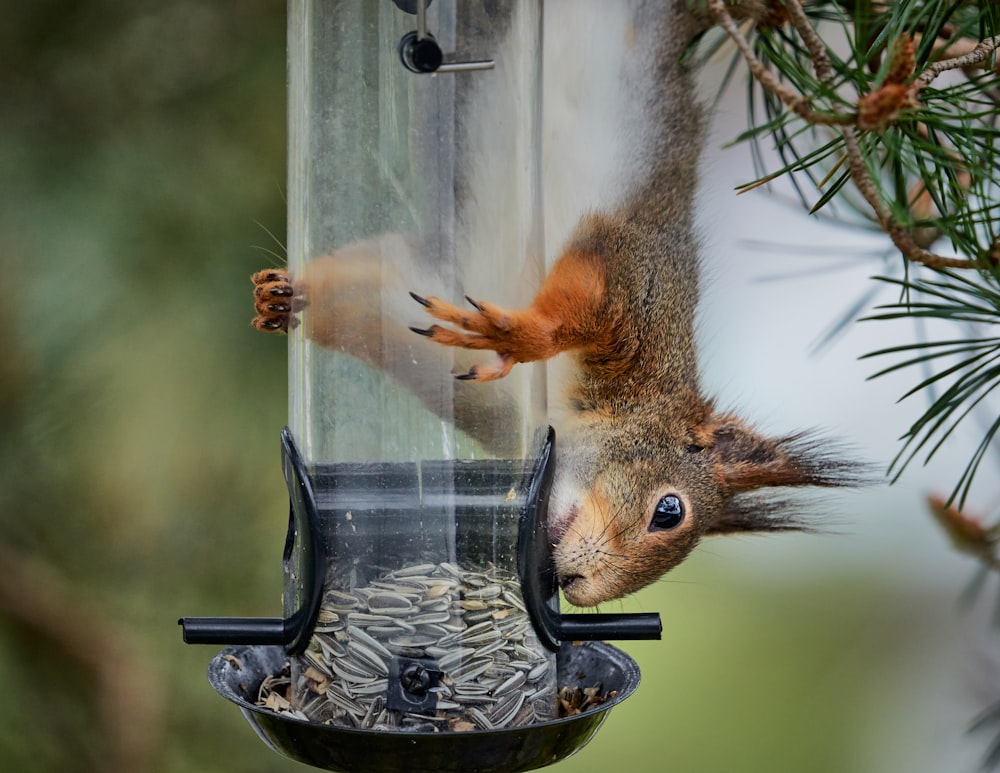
[916,35,1000,88]
[701,0,1000,517]
[705,0,996,271]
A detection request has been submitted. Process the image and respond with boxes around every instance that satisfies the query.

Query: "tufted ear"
[701,414,867,535]
[709,417,812,492]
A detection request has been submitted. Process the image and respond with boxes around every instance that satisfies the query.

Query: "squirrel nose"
[559,574,585,590]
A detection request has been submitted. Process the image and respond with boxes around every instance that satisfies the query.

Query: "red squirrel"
[253,0,864,608]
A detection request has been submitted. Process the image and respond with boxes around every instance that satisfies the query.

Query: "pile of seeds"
[259,562,557,732]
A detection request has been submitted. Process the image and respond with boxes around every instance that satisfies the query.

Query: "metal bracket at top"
[396,0,495,74]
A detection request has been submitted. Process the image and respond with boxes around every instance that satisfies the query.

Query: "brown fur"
[410,1,865,607]
[254,1,865,607]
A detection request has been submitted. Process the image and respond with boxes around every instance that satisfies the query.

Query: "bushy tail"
[622,1,710,229]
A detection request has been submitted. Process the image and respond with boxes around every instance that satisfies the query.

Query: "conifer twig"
[705,0,854,126]
[783,0,833,83]
[916,35,1000,89]
[707,0,981,271]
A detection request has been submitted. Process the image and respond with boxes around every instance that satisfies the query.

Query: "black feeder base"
[208,641,641,773]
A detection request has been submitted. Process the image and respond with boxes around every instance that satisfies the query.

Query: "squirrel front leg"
[411,229,617,381]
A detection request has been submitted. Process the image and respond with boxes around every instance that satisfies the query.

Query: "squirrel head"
[548,406,861,607]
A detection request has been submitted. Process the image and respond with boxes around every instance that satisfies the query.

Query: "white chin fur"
[545,476,580,547]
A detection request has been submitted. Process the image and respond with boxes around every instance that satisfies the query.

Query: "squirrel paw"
[409,291,551,382]
[251,269,301,333]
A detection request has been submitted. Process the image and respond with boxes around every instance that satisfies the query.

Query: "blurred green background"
[1,2,997,772]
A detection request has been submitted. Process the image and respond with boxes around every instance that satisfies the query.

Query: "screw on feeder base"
[388,655,440,714]
[400,663,432,696]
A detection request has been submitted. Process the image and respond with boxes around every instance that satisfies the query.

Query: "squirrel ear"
[698,415,869,536]
[707,417,803,492]
[705,415,862,493]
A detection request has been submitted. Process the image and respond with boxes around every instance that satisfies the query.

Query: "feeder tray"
[208,641,640,773]
[182,428,659,769]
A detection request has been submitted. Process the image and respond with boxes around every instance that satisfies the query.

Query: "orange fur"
[415,247,610,380]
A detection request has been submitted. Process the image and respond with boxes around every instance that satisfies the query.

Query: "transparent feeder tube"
[287,0,546,464]
[284,0,555,731]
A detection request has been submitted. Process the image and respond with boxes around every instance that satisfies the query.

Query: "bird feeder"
[180,2,660,771]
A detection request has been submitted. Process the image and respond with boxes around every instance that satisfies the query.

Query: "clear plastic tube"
[287,0,545,465]
[284,0,553,731]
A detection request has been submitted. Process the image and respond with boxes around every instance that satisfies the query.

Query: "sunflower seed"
[490,691,525,726]
[351,678,390,696]
[325,685,365,717]
[436,646,476,672]
[450,658,493,684]
[346,640,389,676]
[348,613,394,626]
[367,592,414,615]
[361,696,385,728]
[493,670,525,697]
[418,598,451,612]
[465,584,502,600]
[527,661,550,682]
[408,611,452,625]
[328,655,380,683]
[324,590,361,612]
[318,636,346,660]
[391,563,437,578]
[467,707,493,730]
[347,625,393,660]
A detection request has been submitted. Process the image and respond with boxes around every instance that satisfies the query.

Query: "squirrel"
[252,0,865,608]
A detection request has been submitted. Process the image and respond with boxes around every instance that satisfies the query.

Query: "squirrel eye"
[650,494,684,531]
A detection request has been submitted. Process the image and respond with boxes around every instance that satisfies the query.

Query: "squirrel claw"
[409,291,432,308]
[409,326,436,337]
[252,317,287,332]
[453,355,515,382]
[251,269,300,333]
